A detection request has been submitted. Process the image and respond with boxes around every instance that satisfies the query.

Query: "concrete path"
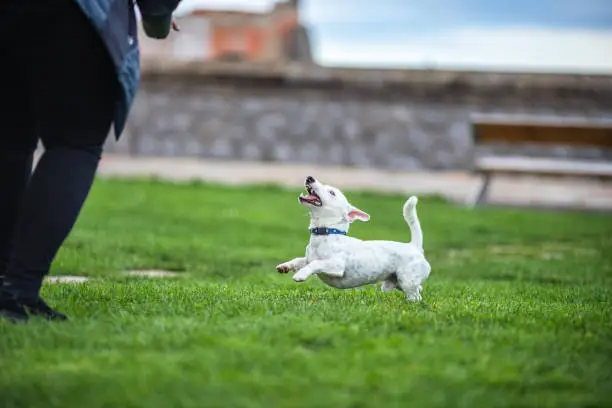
[98,155,612,211]
[45,270,181,284]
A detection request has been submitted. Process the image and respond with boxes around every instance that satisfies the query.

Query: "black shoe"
[0,296,67,322]
[0,296,29,322]
[27,297,68,321]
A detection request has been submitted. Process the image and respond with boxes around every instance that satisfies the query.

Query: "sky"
[174,0,612,74]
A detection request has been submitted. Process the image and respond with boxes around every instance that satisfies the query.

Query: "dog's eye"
[329,190,336,196]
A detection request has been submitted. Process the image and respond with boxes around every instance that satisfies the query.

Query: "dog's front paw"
[276,263,292,274]
[292,272,309,282]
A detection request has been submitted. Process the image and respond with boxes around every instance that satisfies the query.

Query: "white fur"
[276,177,431,302]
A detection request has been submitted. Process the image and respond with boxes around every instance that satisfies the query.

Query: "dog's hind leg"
[381,274,398,293]
[396,261,431,302]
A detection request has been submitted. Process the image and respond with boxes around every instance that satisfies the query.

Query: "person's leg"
[0,2,41,321]
[0,145,37,280]
[0,0,119,321]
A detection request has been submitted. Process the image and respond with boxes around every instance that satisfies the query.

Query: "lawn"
[1,178,611,408]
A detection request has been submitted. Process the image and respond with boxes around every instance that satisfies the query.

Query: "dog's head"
[299,176,370,227]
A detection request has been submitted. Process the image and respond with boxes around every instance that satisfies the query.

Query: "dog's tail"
[403,196,423,252]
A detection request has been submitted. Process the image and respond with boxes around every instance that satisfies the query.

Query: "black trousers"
[0,0,119,297]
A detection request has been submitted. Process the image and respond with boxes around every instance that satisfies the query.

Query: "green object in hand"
[142,14,173,39]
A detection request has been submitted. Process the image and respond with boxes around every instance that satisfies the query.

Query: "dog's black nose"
[305,176,315,184]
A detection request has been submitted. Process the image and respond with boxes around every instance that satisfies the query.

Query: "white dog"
[276,176,431,302]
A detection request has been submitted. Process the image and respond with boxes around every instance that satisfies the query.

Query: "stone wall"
[105,66,612,170]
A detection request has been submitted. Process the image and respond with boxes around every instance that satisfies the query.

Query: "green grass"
[1,178,611,408]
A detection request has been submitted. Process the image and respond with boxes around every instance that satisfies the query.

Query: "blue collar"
[310,227,347,236]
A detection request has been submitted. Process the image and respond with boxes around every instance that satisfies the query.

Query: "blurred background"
[103,0,612,210]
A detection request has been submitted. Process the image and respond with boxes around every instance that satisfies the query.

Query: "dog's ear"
[346,206,370,223]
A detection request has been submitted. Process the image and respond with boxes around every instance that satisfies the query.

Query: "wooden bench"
[470,114,612,206]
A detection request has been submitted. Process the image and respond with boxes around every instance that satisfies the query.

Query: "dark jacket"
[74,0,181,138]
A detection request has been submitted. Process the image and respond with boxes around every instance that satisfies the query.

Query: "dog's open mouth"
[299,184,322,207]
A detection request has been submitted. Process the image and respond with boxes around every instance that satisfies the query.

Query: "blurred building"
[138,0,313,65]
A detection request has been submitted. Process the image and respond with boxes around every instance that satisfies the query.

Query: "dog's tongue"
[304,194,318,200]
